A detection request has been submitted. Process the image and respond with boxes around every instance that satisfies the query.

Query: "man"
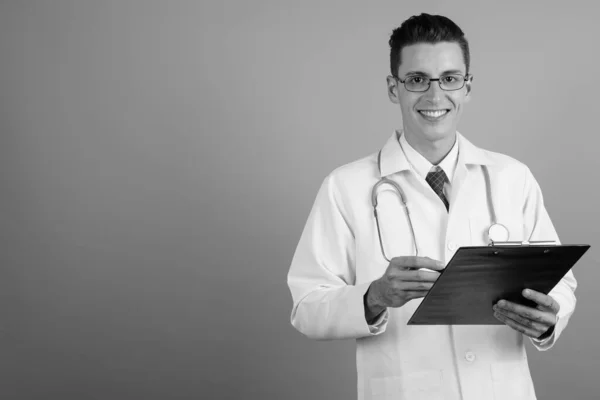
[287,13,576,400]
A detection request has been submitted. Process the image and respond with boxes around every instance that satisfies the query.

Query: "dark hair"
[389,13,470,77]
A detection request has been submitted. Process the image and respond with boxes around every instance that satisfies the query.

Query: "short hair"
[389,13,470,77]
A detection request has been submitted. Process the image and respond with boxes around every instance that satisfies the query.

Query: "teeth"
[419,110,448,118]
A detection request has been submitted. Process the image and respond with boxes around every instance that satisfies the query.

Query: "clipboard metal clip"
[489,240,558,247]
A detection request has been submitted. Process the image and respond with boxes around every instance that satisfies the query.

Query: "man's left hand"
[493,289,559,339]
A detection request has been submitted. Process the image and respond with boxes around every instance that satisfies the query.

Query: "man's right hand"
[364,256,445,323]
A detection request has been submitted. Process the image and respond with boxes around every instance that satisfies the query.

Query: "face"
[387,41,471,147]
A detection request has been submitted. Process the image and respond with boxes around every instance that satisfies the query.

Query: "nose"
[423,80,445,103]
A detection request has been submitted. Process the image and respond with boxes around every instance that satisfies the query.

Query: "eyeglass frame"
[393,73,473,92]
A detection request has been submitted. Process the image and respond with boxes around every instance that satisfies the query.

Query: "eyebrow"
[405,69,465,77]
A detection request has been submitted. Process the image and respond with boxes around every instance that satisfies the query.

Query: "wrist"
[364,280,386,323]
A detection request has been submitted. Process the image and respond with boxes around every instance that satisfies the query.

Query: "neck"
[403,130,457,165]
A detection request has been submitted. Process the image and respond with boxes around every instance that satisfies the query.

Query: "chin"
[420,126,456,142]
[404,118,458,144]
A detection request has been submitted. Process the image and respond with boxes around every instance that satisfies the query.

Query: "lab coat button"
[448,241,457,251]
[465,351,476,362]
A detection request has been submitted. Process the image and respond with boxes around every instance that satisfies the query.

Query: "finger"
[411,257,445,271]
[397,280,435,291]
[493,305,549,334]
[522,289,560,314]
[494,311,541,338]
[403,290,429,300]
[390,256,445,271]
[495,300,555,326]
[389,256,422,269]
[400,268,441,283]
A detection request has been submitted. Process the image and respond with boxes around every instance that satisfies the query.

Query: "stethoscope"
[372,150,510,262]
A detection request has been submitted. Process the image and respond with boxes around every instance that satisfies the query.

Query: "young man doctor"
[287,13,577,400]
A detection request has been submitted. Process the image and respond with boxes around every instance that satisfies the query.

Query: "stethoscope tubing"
[373,150,506,262]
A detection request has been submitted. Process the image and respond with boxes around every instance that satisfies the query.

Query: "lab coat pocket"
[490,361,533,400]
[370,369,444,400]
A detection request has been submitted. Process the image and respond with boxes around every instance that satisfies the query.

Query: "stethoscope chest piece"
[488,223,509,243]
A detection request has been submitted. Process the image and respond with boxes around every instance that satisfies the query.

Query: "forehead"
[398,42,466,76]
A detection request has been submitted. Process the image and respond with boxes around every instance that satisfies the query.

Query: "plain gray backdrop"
[0,1,598,399]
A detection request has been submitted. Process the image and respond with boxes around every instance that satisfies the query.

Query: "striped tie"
[426,167,449,211]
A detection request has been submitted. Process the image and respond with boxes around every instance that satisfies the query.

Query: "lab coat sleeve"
[521,167,577,351]
[287,173,388,340]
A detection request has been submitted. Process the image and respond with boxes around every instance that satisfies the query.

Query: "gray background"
[0,1,598,399]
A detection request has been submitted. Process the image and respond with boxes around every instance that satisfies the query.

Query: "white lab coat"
[287,131,577,400]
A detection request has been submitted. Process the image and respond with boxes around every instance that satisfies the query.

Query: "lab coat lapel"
[448,161,476,217]
[448,133,492,220]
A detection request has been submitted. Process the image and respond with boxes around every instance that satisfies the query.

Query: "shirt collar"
[399,132,459,182]
[378,129,493,178]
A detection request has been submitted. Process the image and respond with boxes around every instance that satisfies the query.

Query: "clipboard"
[407,242,590,325]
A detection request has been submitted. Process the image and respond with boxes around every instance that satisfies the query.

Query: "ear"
[387,75,400,104]
[464,74,473,101]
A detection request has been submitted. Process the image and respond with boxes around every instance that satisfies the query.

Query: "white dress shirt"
[399,131,458,203]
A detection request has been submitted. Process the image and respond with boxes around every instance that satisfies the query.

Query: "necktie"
[426,167,449,211]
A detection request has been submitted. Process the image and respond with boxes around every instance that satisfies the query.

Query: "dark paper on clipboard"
[407,244,590,325]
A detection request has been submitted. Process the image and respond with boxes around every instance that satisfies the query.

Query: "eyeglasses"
[395,74,471,92]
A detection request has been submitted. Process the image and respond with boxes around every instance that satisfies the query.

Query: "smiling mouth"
[418,109,450,118]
